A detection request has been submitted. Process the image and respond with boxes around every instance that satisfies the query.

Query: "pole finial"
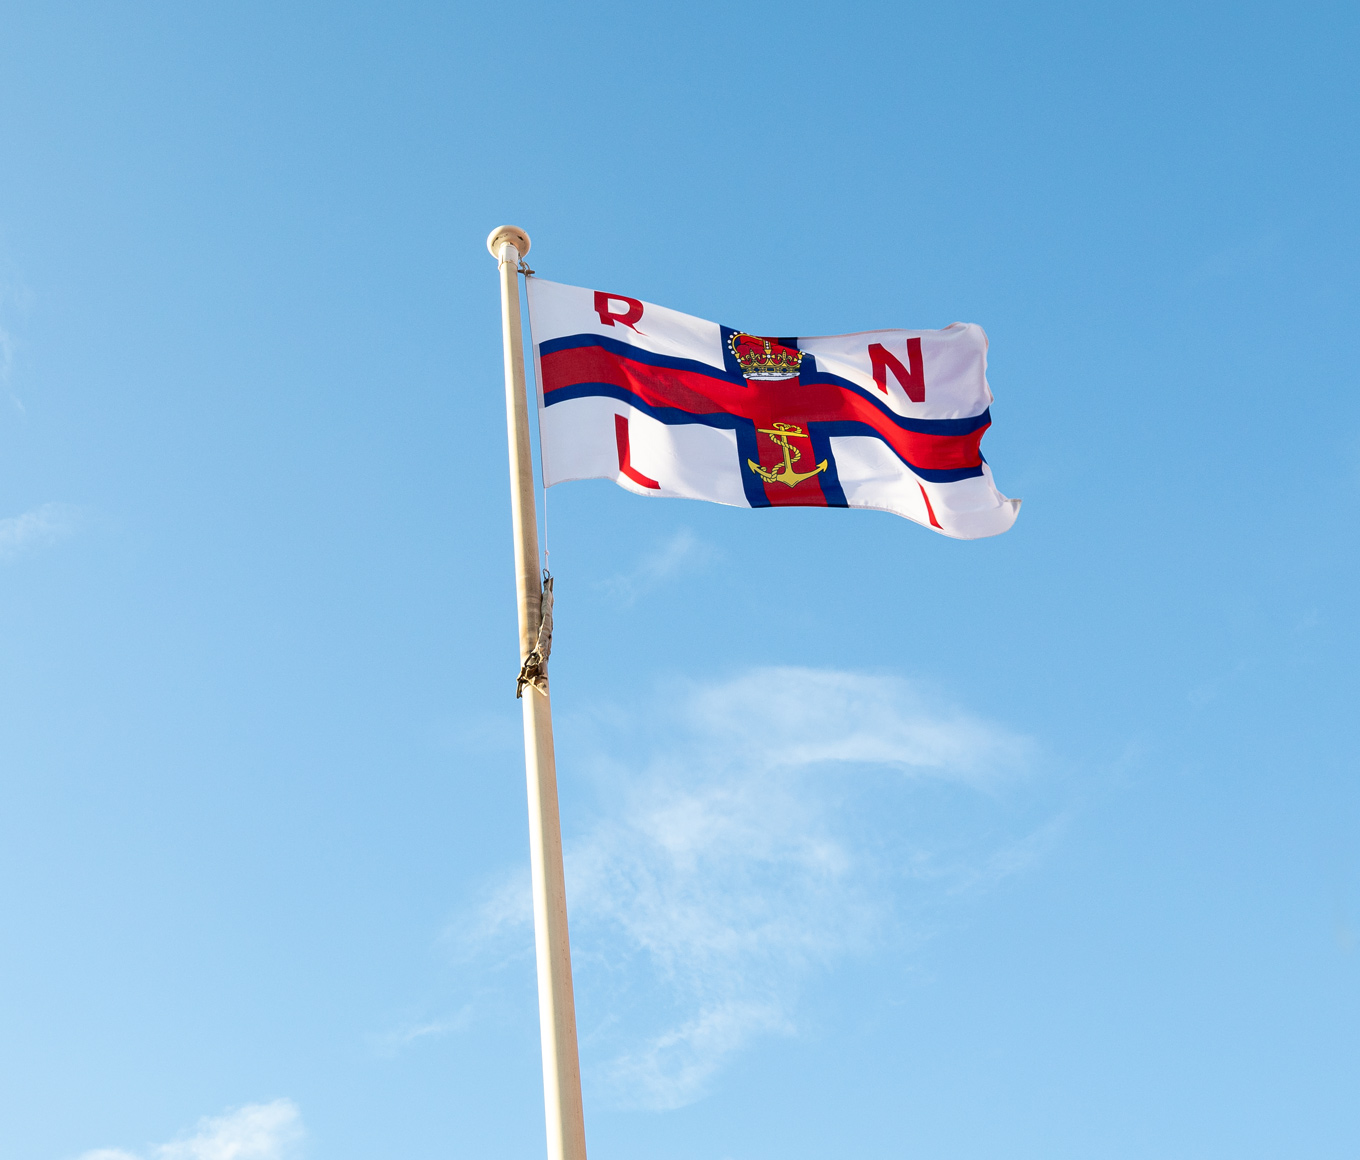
[487,224,531,260]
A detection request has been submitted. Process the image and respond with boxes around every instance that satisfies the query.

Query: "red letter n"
[595,291,644,332]
[868,338,924,402]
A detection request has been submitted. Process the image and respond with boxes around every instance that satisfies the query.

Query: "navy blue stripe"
[544,382,769,506]
[545,381,746,428]
[809,418,985,482]
[719,325,744,380]
[798,357,991,435]
[545,383,984,485]
[539,333,746,385]
[734,422,770,507]
[807,426,849,507]
[898,464,983,483]
[539,333,991,436]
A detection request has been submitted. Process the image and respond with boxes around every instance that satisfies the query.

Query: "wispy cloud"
[76,1100,302,1160]
[1186,230,1282,286]
[452,666,1048,1110]
[684,667,1032,786]
[0,502,81,563]
[597,528,712,605]
[373,1006,474,1057]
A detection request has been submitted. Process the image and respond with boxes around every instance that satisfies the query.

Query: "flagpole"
[488,225,588,1160]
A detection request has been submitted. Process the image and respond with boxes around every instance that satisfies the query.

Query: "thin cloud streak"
[0,502,81,563]
[455,666,1048,1110]
[1186,230,1282,285]
[597,528,711,605]
[687,666,1035,784]
[373,1007,475,1057]
[76,1100,302,1160]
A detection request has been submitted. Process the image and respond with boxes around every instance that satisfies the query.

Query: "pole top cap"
[487,225,531,260]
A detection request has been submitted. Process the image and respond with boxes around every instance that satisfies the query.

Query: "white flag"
[528,277,1019,539]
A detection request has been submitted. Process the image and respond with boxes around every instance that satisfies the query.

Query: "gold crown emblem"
[730,333,804,380]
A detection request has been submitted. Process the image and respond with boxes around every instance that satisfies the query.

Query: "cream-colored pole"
[487,225,588,1160]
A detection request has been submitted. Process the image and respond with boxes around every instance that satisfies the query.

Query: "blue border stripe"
[545,381,745,429]
[798,358,991,435]
[545,383,984,486]
[539,333,992,437]
[719,325,745,380]
[807,426,848,507]
[809,419,984,482]
[539,333,746,385]
[546,382,770,507]
[735,422,770,508]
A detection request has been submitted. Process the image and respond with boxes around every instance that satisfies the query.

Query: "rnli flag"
[527,278,1020,539]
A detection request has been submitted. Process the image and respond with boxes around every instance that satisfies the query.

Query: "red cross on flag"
[528,278,1020,539]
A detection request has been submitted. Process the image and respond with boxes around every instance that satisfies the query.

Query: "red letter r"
[595,291,645,333]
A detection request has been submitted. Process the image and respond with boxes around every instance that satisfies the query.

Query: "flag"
[527,278,1020,539]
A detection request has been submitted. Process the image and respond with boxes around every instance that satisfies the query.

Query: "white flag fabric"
[527,277,1020,539]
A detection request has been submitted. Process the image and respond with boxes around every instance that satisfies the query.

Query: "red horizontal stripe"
[541,346,985,473]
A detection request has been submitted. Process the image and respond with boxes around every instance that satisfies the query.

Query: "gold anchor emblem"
[747,422,828,488]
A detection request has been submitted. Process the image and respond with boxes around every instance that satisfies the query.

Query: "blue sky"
[1,2,1357,1157]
